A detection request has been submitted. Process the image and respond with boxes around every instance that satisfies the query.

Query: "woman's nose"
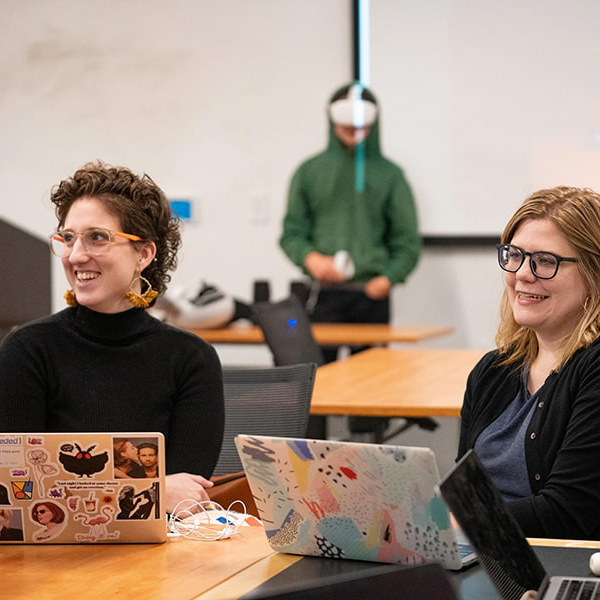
[516,256,536,280]
[67,237,89,262]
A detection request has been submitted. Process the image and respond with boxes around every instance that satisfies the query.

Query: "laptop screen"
[438,450,546,600]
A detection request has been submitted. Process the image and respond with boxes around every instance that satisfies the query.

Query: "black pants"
[310,287,390,363]
[308,287,390,437]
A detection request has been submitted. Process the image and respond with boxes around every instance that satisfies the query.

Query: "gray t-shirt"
[474,369,537,500]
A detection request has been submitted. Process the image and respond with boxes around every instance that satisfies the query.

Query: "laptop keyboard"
[555,578,600,600]
[458,543,474,559]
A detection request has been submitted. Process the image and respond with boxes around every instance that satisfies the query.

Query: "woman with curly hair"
[458,186,600,539]
[0,162,224,512]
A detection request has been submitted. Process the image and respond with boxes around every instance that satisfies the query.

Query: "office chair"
[213,363,317,476]
[251,296,327,438]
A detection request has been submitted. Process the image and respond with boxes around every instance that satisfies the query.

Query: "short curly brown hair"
[50,161,181,297]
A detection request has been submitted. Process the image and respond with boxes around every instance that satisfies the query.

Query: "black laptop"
[438,450,600,600]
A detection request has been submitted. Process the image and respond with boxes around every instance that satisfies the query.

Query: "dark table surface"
[242,545,599,599]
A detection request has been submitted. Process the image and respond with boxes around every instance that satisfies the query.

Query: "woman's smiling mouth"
[517,292,548,302]
[76,272,99,281]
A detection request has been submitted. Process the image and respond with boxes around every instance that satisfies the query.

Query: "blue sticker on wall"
[170,199,192,221]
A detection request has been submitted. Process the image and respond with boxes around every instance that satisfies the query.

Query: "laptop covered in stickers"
[0,432,166,544]
[234,435,477,570]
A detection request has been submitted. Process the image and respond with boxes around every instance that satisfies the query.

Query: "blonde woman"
[459,186,600,539]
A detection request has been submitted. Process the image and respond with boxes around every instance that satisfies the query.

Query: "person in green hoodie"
[280,82,422,363]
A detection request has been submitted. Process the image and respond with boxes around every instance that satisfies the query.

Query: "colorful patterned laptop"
[235,435,476,570]
[0,432,166,544]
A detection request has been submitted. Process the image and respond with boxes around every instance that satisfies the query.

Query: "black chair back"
[214,363,317,476]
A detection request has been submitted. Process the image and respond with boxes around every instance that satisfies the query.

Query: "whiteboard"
[370,0,600,237]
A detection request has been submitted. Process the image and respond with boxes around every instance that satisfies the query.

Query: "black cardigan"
[458,338,600,539]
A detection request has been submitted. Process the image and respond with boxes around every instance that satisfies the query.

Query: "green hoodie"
[280,83,421,285]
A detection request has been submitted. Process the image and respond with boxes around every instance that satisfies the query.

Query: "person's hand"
[304,252,348,282]
[365,276,391,299]
[165,472,214,514]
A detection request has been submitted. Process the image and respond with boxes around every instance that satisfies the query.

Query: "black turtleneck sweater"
[0,307,224,478]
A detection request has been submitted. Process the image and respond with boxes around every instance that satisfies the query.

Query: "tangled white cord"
[167,499,248,540]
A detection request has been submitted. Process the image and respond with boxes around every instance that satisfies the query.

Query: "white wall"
[1,0,554,362]
[394,247,503,350]
[0,0,352,315]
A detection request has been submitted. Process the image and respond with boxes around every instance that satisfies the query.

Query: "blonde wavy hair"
[496,186,600,369]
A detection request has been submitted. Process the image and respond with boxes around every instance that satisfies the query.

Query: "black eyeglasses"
[497,244,578,280]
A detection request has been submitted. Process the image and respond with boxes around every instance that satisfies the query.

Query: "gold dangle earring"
[125,275,158,309]
[64,289,78,307]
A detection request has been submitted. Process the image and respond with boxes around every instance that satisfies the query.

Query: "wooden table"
[3,523,600,600]
[0,526,275,600]
[189,323,454,346]
[310,347,486,418]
